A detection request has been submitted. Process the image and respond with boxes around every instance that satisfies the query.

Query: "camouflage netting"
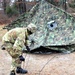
[3,0,75,52]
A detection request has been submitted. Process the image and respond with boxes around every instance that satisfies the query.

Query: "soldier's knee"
[11,48,22,58]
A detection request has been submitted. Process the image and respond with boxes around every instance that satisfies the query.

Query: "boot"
[16,67,28,74]
[10,70,15,75]
[19,55,25,61]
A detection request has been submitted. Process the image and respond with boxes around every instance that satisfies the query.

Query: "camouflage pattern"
[2,27,31,70]
[3,0,75,53]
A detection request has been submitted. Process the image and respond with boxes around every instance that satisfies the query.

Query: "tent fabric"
[3,0,75,51]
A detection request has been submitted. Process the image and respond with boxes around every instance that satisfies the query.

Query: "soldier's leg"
[1,41,13,50]
[10,35,28,74]
[10,49,27,75]
[1,42,16,75]
[9,35,28,75]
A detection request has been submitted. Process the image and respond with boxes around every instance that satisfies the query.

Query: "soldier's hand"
[26,46,30,52]
[1,45,6,50]
[19,55,25,61]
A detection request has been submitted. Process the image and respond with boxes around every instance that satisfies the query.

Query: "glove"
[26,46,30,52]
[19,55,25,61]
[1,46,6,50]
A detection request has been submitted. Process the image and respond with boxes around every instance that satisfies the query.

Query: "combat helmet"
[27,23,37,33]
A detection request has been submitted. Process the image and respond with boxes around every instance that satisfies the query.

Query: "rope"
[39,55,56,75]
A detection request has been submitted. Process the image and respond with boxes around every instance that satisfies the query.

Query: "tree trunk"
[18,0,26,14]
[3,0,6,13]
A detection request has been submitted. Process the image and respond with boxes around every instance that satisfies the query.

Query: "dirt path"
[0,25,75,75]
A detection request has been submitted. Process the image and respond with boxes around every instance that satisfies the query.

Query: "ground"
[0,25,75,75]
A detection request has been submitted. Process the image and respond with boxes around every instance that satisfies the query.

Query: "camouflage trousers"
[3,42,23,71]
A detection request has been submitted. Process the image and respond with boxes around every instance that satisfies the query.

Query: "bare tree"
[3,0,7,13]
[17,0,26,14]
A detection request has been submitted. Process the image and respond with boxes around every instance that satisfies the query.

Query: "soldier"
[1,23,37,75]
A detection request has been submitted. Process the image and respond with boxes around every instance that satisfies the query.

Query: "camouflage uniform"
[2,23,37,74]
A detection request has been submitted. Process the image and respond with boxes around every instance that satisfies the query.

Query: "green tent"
[4,0,75,53]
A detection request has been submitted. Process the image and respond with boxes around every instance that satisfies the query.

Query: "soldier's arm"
[24,31,31,52]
